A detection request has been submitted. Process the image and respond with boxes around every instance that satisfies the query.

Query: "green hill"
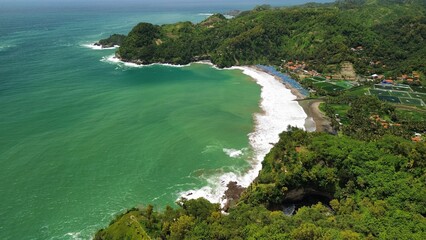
[95,127,425,239]
[94,1,426,239]
[107,0,426,77]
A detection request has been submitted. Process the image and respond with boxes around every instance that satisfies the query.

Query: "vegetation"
[322,95,426,139]
[94,1,426,239]
[103,0,426,79]
[95,127,426,239]
[96,34,126,48]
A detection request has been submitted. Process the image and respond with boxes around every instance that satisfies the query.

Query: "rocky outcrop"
[223,181,246,212]
[96,34,126,48]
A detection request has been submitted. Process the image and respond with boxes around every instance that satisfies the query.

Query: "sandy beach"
[253,66,306,100]
[101,54,331,206]
[179,65,308,207]
[251,65,331,133]
[297,99,333,133]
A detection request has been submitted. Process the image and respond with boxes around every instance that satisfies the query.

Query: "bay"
[0,7,260,239]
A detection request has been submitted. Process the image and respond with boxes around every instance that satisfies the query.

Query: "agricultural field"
[389,91,411,98]
[409,92,426,99]
[314,82,346,92]
[370,89,390,96]
[345,86,369,97]
[302,78,319,84]
[303,77,354,94]
[374,84,394,90]
[334,80,354,89]
[377,95,401,103]
[399,97,424,106]
[326,103,351,124]
[393,86,412,91]
[411,86,426,93]
[369,84,426,107]
[312,76,326,81]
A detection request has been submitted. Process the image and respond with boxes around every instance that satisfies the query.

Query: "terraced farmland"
[303,77,354,94]
[369,84,425,107]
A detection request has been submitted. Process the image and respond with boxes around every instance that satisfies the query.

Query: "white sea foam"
[0,44,16,52]
[223,148,245,158]
[98,56,309,207]
[82,43,119,50]
[198,13,214,16]
[100,54,190,68]
[179,66,308,207]
[193,61,226,70]
[64,231,82,240]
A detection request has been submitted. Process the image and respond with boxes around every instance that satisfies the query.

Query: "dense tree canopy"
[94,1,426,239]
[104,0,426,76]
[95,128,426,239]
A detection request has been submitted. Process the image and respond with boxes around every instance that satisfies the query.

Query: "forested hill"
[93,2,426,239]
[95,127,426,239]
[102,0,426,77]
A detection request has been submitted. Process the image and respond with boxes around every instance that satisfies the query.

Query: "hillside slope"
[107,1,426,77]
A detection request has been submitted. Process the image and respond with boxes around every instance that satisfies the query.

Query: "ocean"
[0,4,306,239]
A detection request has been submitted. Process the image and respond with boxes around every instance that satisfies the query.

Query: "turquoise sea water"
[0,7,260,239]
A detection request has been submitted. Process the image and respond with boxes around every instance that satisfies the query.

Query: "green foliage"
[95,128,426,239]
[178,198,220,220]
[108,0,425,77]
[169,215,195,240]
[98,34,126,47]
[323,95,426,139]
[94,2,426,239]
[117,23,161,62]
[94,210,151,240]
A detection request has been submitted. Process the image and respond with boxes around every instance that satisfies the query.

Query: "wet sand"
[297,99,333,133]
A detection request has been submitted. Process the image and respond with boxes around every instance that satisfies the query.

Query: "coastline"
[178,65,308,207]
[297,99,333,133]
[99,54,326,207]
[250,65,331,133]
[252,65,306,100]
[81,43,120,50]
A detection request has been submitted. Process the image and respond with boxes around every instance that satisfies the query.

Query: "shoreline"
[250,65,333,133]
[252,65,307,100]
[81,43,120,50]
[101,53,331,135]
[297,99,333,133]
[99,54,327,207]
[178,65,308,207]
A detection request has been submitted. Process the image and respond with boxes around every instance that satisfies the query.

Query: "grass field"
[393,86,412,91]
[334,80,353,89]
[411,86,426,93]
[370,89,390,96]
[313,76,326,81]
[409,92,426,98]
[314,82,346,92]
[409,93,426,103]
[377,95,401,103]
[346,86,369,96]
[303,78,319,84]
[369,85,425,107]
[303,77,353,94]
[374,84,394,90]
[389,91,411,98]
[325,103,351,124]
[399,98,425,106]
